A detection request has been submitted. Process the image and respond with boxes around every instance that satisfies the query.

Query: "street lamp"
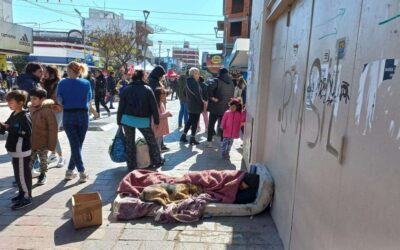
[214,27,223,38]
[167,48,170,70]
[158,40,162,65]
[74,8,86,63]
[143,10,150,72]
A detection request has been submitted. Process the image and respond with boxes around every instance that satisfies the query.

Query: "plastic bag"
[136,137,151,169]
[109,127,126,163]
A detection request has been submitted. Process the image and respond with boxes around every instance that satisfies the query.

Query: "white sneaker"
[56,157,65,168]
[47,154,58,164]
[78,172,89,183]
[207,142,213,148]
[65,170,77,181]
[32,169,41,178]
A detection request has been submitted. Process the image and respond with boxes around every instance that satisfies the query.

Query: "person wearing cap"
[206,68,235,147]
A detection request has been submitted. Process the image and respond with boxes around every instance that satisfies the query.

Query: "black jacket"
[107,76,117,95]
[117,80,160,125]
[0,111,32,157]
[185,77,204,114]
[207,74,235,116]
[16,74,40,92]
[148,66,166,92]
[95,75,107,96]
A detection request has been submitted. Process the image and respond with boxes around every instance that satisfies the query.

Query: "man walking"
[106,71,116,109]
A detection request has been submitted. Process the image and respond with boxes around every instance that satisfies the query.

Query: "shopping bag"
[109,127,126,163]
[136,137,151,169]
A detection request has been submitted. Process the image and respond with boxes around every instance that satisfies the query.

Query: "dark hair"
[25,62,42,75]
[43,65,60,98]
[29,88,47,99]
[132,70,145,81]
[229,98,243,112]
[6,90,28,104]
[219,68,228,76]
[154,87,164,107]
[199,76,204,83]
[109,71,115,76]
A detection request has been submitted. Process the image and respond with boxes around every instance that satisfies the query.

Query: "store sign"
[0,21,33,54]
[206,54,224,74]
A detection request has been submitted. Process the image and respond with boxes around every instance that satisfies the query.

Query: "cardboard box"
[71,192,102,229]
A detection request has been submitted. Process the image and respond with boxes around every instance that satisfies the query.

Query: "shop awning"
[229,38,249,70]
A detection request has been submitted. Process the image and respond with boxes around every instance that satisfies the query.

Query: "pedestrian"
[169,77,178,100]
[198,76,209,132]
[177,71,189,128]
[41,65,66,168]
[6,70,12,91]
[85,71,99,119]
[28,88,58,185]
[180,67,204,145]
[11,71,18,89]
[220,98,245,159]
[106,71,116,109]
[148,65,166,92]
[0,90,32,210]
[94,69,111,117]
[206,68,235,147]
[117,74,129,95]
[117,70,164,170]
[234,77,247,106]
[16,62,43,93]
[57,61,92,183]
[153,87,172,150]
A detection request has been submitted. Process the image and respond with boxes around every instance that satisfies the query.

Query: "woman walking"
[57,62,92,183]
[42,65,65,168]
[94,70,110,117]
[117,70,164,170]
[180,67,204,145]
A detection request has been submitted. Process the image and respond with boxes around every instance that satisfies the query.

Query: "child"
[28,88,58,185]
[220,98,245,159]
[153,87,172,150]
[0,90,33,210]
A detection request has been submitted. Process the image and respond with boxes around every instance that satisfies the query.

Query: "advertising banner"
[0,21,33,54]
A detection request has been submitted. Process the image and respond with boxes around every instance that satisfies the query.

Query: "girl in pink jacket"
[220,98,245,159]
[153,88,172,150]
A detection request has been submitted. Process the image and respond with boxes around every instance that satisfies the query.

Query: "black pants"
[184,113,201,136]
[207,113,223,142]
[12,156,32,199]
[124,126,161,170]
[95,94,110,113]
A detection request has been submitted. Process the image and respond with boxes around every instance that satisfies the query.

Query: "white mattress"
[112,164,274,218]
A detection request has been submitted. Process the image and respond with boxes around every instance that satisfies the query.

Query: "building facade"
[245,0,400,249]
[217,0,252,61]
[0,0,33,70]
[29,30,100,68]
[172,42,199,68]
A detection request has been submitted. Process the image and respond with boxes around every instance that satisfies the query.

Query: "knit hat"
[219,68,228,76]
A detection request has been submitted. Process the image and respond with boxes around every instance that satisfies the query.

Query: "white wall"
[246,0,400,249]
[0,0,13,22]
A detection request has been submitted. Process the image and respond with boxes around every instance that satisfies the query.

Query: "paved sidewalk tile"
[0,99,283,249]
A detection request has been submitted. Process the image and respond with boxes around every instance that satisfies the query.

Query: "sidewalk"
[0,99,283,250]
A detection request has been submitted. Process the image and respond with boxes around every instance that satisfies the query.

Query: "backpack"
[109,127,127,163]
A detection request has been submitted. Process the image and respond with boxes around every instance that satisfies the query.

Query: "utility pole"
[74,9,86,63]
[167,48,170,70]
[143,10,150,72]
[158,40,162,65]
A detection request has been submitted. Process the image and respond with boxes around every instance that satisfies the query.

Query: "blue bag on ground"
[109,127,126,162]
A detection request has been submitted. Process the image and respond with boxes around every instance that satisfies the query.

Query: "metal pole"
[167,48,170,70]
[143,18,147,72]
[158,41,162,64]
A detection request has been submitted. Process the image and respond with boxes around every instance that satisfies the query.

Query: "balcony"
[136,21,154,34]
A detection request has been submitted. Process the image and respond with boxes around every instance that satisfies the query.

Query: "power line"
[18,0,222,17]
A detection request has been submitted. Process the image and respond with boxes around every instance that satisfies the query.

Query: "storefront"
[0,20,33,70]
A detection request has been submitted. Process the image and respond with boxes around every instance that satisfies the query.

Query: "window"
[230,22,242,37]
[231,0,244,14]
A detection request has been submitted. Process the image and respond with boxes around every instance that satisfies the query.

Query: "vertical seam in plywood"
[288,0,316,249]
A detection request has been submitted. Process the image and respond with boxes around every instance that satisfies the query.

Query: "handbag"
[109,127,127,163]
[136,137,151,169]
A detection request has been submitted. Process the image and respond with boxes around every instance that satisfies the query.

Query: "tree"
[10,56,28,74]
[88,21,144,72]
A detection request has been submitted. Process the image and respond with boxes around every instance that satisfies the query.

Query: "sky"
[12,0,224,59]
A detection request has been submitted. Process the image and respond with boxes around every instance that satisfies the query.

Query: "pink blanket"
[118,169,246,203]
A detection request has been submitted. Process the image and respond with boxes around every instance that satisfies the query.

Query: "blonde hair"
[188,67,200,77]
[68,61,89,78]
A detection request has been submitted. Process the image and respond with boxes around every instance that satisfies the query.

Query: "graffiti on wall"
[305,47,350,162]
[279,69,300,134]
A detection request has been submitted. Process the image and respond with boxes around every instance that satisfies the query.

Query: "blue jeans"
[63,111,89,172]
[106,95,115,108]
[178,101,189,127]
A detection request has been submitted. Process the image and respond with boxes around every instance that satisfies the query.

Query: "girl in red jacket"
[220,98,245,159]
